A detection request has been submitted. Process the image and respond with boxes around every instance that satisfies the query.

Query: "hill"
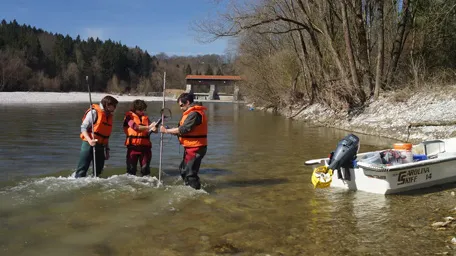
[0,19,235,93]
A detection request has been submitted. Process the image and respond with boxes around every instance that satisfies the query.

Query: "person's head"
[130,99,147,115]
[101,95,118,114]
[177,93,194,111]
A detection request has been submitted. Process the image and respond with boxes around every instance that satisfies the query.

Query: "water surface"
[0,102,454,255]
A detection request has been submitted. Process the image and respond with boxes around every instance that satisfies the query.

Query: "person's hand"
[160,125,167,133]
[105,149,110,160]
[149,122,157,132]
[88,139,98,146]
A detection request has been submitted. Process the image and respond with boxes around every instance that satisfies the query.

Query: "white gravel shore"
[286,88,456,142]
[0,92,172,104]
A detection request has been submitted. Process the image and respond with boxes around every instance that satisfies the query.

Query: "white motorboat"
[306,135,456,194]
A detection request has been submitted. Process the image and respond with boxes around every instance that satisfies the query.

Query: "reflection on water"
[0,102,454,255]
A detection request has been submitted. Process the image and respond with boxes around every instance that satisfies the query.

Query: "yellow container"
[311,166,333,188]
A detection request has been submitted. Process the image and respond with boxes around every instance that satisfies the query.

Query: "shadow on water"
[199,168,234,176]
[395,181,456,196]
[162,168,233,177]
[160,167,287,193]
[91,243,116,256]
[203,177,289,193]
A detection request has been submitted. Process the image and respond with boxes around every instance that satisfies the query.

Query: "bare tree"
[341,0,363,105]
[0,48,31,91]
[62,62,80,92]
[192,0,455,110]
[352,0,374,97]
[385,0,411,87]
[374,0,384,100]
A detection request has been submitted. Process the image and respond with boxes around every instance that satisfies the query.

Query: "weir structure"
[184,75,242,101]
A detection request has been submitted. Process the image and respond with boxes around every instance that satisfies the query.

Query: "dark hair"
[177,93,194,105]
[130,99,147,112]
[101,95,118,108]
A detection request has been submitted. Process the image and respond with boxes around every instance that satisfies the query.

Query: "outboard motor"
[328,134,360,180]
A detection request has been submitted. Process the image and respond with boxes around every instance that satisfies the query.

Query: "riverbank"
[0,91,239,104]
[0,91,173,104]
[272,85,456,143]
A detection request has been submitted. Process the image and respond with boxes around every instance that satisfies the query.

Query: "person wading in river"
[160,93,207,190]
[123,99,158,176]
[75,95,118,178]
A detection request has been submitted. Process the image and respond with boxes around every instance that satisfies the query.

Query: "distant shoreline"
[0,92,173,104]
[0,91,241,104]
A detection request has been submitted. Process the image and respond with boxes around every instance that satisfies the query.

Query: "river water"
[0,102,454,256]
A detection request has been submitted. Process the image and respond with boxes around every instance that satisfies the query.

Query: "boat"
[305,134,456,194]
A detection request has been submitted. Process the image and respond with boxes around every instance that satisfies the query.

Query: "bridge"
[185,75,242,101]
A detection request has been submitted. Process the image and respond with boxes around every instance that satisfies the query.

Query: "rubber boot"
[185,176,201,190]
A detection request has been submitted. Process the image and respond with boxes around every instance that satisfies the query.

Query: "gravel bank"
[281,87,456,143]
[0,92,172,104]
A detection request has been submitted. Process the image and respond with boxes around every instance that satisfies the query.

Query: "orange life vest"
[178,105,208,147]
[80,104,112,145]
[123,111,152,147]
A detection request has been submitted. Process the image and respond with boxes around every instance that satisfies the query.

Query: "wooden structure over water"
[185,75,242,101]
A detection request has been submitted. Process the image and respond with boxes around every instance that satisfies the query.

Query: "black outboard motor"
[328,134,360,181]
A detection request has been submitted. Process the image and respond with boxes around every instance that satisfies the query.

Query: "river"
[0,102,454,255]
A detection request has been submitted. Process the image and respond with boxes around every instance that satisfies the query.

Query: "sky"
[1,0,229,56]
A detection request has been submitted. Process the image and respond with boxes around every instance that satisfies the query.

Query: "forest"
[0,19,235,94]
[196,0,456,109]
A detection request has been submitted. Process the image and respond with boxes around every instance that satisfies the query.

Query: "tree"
[205,64,214,75]
[185,64,192,75]
[141,51,151,77]
[341,0,362,104]
[0,48,31,91]
[385,0,412,87]
[62,62,80,92]
[374,0,384,100]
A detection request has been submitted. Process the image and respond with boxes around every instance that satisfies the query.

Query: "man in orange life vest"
[160,93,207,190]
[123,99,158,176]
[75,95,118,178]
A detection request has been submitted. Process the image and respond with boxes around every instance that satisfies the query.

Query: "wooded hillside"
[0,19,235,93]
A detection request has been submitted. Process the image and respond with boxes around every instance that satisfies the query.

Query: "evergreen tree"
[185,64,192,75]
[0,19,234,92]
[205,65,214,75]
[141,51,151,77]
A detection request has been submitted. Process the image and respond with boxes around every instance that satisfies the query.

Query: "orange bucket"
[393,143,413,150]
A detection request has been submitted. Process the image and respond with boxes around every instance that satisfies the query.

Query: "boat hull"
[330,158,456,194]
[306,138,456,194]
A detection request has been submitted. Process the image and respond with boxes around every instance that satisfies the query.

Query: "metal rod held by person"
[87,76,97,177]
[158,72,166,186]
